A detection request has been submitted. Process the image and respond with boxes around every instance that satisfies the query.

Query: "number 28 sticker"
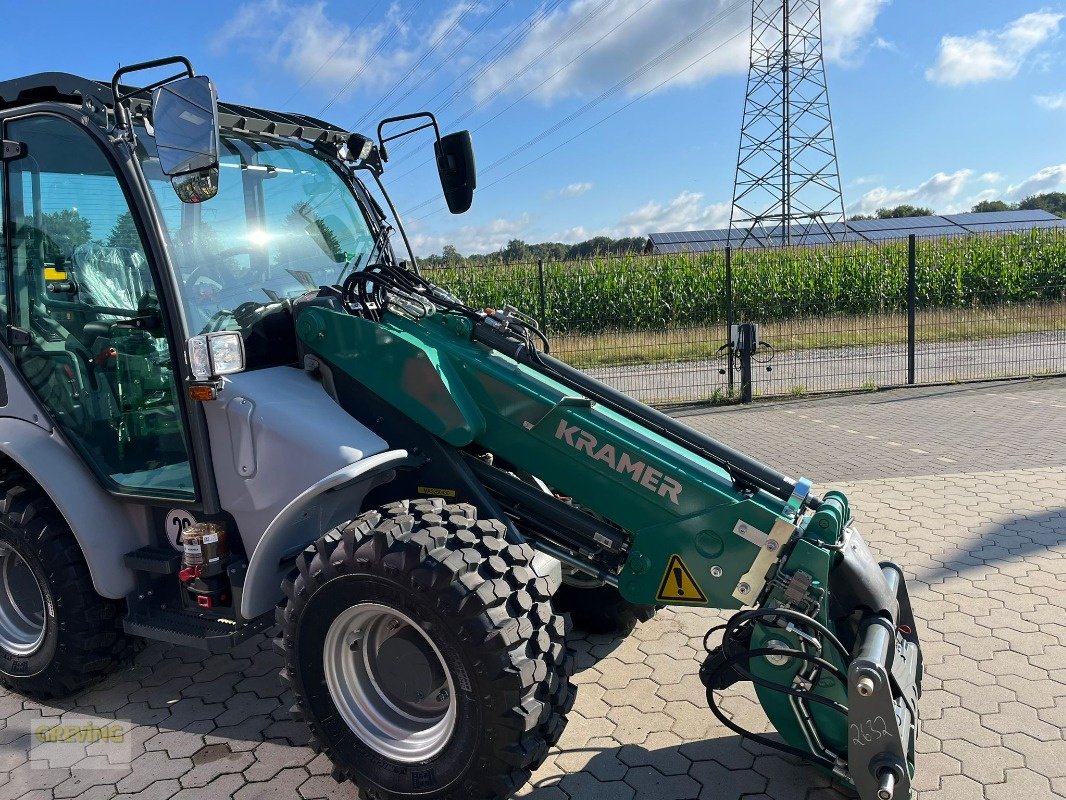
[165,509,197,549]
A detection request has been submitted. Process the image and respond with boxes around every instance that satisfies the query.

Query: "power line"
[281,1,385,108]
[363,0,511,128]
[377,0,568,162]
[318,0,427,116]
[405,16,750,225]
[401,0,748,218]
[448,0,617,128]
[354,2,479,129]
[387,0,657,186]
[433,0,569,117]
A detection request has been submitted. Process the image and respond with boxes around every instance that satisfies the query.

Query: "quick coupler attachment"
[847,563,922,800]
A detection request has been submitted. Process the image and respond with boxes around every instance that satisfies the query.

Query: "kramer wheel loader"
[0,57,921,800]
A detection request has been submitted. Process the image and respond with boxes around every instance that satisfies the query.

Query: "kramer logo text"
[555,420,682,505]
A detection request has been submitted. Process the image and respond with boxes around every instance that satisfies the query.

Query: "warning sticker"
[655,554,709,604]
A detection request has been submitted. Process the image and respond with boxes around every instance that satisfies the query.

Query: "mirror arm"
[111,56,195,129]
[368,170,420,276]
[376,112,442,163]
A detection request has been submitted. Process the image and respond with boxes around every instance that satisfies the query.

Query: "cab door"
[3,113,195,500]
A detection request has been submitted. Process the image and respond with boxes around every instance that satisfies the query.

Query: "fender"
[240,448,409,619]
[0,418,150,599]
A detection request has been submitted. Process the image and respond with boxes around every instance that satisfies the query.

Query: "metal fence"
[422,227,1066,405]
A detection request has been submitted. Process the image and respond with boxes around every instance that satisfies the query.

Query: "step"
[124,546,181,575]
[123,609,271,653]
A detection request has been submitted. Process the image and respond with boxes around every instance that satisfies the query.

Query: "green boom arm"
[295,301,922,800]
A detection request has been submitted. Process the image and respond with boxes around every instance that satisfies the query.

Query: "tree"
[503,239,530,263]
[1018,192,1066,219]
[874,205,935,219]
[972,200,1012,213]
[441,244,463,266]
[41,209,91,261]
[107,212,142,250]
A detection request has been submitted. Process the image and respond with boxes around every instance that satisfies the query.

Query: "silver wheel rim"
[323,603,457,763]
[0,542,46,656]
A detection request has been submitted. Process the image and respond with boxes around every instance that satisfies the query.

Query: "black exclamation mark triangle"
[655,554,708,604]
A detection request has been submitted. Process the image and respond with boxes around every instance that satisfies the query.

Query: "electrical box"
[729,323,760,350]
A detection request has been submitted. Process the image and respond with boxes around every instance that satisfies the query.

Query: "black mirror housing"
[435,131,476,214]
[151,75,221,203]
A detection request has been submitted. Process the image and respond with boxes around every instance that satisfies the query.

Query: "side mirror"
[435,131,476,214]
[152,76,221,204]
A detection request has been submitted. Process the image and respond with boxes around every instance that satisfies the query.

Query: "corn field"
[423,229,1066,336]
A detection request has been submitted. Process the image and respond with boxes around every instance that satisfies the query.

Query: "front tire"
[0,470,138,698]
[277,499,574,800]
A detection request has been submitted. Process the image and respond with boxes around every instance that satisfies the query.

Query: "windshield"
[138,132,378,337]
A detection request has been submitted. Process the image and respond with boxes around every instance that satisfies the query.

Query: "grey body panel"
[0,417,152,598]
[240,449,408,619]
[0,348,54,433]
[204,366,401,617]
[203,367,390,555]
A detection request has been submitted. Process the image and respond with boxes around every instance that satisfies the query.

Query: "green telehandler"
[0,57,921,800]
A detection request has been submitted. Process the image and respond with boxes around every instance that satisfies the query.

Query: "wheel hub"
[374,628,449,715]
[323,603,457,763]
[0,543,46,656]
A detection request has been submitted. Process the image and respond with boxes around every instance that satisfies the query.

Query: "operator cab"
[0,59,473,507]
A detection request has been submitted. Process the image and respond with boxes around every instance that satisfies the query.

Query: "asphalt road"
[587,331,1066,404]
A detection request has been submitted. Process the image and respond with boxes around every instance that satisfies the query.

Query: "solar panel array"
[646,210,1066,254]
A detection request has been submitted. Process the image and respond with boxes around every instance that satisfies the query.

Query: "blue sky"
[3,1,1065,255]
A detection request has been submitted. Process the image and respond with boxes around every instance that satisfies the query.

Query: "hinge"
[2,140,25,161]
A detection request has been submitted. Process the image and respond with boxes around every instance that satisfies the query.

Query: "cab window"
[4,114,195,499]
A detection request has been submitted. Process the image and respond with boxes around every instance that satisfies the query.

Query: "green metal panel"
[299,306,802,609]
[296,307,485,447]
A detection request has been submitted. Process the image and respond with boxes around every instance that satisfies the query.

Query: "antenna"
[730,0,846,246]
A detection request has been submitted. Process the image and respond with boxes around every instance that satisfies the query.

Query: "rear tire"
[553,582,656,635]
[0,470,138,699]
[276,499,575,800]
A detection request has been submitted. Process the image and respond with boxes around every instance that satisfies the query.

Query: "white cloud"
[1036,92,1066,109]
[926,11,1064,86]
[848,169,973,215]
[614,191,731,235]
[558,182,592,198]
[557,191,731,240]
[410,213,534,256]
[1007,164,1066,198]
[847,164,1066,215]
[475,0,888,104]
[213,1,473,100]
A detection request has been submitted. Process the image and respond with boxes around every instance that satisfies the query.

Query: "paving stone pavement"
[0,378,1064,799]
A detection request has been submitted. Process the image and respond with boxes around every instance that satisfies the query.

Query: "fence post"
[537,259,547,332]
[907,234,917,385]
[725,247,735,396]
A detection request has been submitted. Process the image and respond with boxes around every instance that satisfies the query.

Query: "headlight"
[187,332,245,380]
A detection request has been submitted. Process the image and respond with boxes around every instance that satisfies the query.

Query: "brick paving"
[1,378,1064,799]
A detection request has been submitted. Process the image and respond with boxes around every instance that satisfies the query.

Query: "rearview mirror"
[152,76,221,204]
[435,131,476,214]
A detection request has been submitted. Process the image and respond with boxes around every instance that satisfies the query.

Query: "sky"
[2,1,1065,256]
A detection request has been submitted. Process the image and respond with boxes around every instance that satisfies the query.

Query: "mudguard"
[240,448,408,619]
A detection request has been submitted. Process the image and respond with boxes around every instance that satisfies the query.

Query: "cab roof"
[0,71,353,148]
